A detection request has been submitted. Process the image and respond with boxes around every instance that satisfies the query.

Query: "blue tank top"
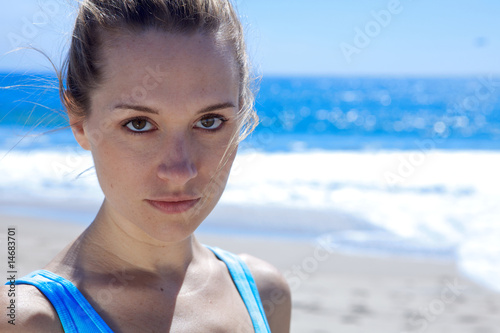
[11,246,271,332]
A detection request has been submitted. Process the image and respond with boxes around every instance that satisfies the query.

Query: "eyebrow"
[113,102,236,115]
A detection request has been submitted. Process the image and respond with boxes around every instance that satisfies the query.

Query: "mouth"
[146,198,201,214]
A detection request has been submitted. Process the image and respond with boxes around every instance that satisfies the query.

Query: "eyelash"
[121,116,155,136]
[121,113,228,135]
[197,113,229,133]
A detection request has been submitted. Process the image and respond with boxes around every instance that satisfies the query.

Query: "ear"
[68,112,91,151]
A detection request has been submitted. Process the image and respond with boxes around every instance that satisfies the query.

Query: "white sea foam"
[1,148,499,291]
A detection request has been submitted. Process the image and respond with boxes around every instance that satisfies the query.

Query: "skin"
[0,31,291,332]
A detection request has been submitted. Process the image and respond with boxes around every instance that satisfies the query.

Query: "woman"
[1,0,291,332]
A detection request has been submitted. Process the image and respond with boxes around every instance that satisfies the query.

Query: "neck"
[78,200,204,280]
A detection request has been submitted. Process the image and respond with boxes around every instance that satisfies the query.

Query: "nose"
[156,135,198,185]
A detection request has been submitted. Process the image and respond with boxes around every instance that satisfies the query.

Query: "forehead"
[91,30,239,112]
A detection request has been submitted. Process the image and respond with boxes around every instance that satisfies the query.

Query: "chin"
[138,209,209,244]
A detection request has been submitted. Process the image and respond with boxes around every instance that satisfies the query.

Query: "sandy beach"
[1,214,499,332]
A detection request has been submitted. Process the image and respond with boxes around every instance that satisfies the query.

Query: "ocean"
[1,72,499,292]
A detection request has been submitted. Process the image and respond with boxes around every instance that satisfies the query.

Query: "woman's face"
[72,30,240,242]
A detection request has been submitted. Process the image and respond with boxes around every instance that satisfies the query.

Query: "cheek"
[201,122,239,166]
[86,115,150,172]
[90,137,149,197]
[196,137,236,179]
[202,144,237,197]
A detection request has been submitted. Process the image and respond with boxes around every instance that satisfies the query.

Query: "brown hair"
[60,0,258,189]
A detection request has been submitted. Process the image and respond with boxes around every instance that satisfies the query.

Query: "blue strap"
[11,246,271,333]
[14,270,114,333]
[205,245,271,333]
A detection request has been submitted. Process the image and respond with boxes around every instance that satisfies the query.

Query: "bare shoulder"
[0,284,63,333]
[239,253,292,333]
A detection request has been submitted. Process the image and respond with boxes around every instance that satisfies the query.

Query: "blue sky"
[1,0,499,76]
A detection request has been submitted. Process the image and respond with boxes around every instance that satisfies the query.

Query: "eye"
[124,118,155,133]
[195,114,227,131]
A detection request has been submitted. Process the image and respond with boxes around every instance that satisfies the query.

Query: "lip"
[146,198,201,214]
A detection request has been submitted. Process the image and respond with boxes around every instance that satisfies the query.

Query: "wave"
[1,148,499,291]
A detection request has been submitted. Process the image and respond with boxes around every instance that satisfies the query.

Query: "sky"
[0,0,499,76]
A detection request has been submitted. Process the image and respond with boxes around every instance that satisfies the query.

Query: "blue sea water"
[251,75,500,150]
[1,72,500,292]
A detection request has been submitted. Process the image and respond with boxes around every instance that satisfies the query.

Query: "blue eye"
[196,115,227,130]
[124,118,154,132]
